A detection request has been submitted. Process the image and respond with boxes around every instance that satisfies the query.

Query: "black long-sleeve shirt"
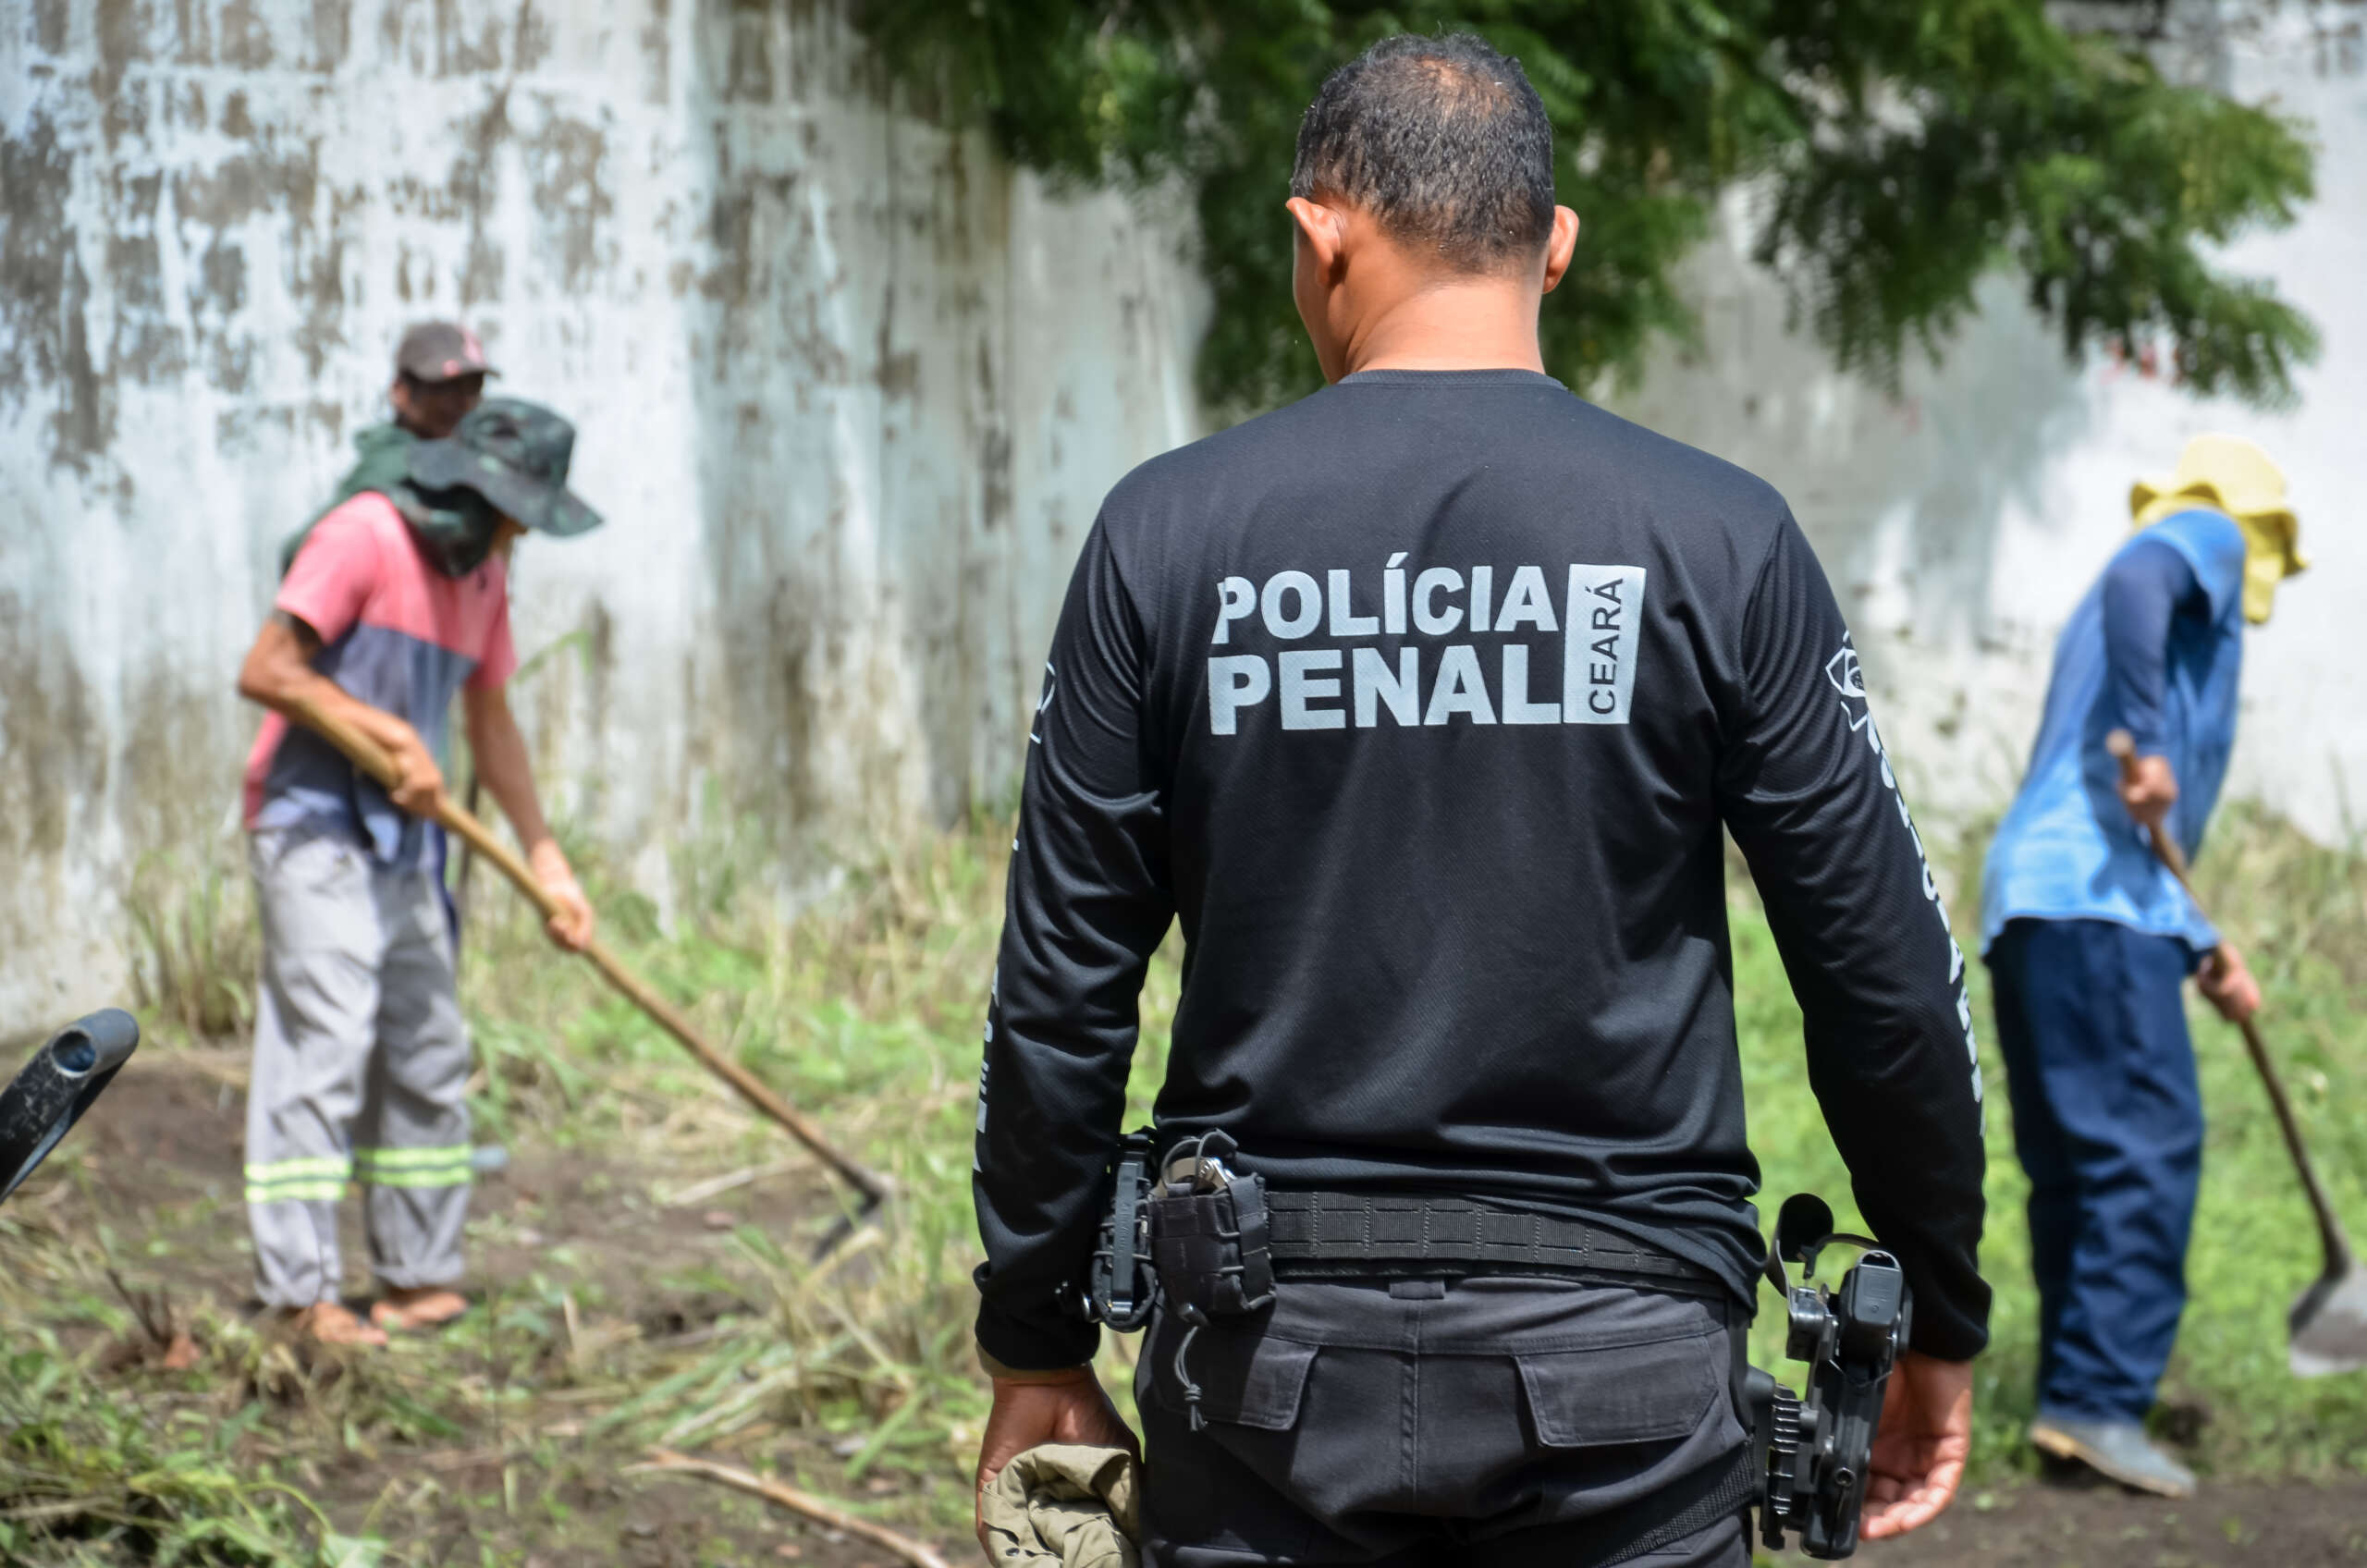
[973,370,1990,1370]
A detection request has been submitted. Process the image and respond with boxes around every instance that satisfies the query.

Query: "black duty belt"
[1264,1192,1721,1294]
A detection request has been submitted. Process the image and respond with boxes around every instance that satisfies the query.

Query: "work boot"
[2030,1414,2196,1497]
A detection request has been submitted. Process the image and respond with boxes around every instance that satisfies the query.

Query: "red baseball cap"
[394,321,497,384]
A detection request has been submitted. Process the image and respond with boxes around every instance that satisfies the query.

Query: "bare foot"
[372,1287,469,1331]
[278,1302,387,1348]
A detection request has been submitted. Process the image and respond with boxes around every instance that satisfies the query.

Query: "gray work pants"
[245,829,472,1308]
[1137,1276,1750,1567]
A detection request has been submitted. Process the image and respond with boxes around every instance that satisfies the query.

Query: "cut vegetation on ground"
[4,805,2363,1564]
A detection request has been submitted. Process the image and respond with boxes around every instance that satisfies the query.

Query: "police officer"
[971,34,1990,1565]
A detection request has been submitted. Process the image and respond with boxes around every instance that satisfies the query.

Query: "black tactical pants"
[1136,1276,1749,1567]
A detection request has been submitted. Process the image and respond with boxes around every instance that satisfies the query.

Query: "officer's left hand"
[974,1366,1140,1554]
[2197,942,2262,1023]
[1859,1351,1973,1540]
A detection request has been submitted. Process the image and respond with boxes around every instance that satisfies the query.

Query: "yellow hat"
[2129,434,2305,624]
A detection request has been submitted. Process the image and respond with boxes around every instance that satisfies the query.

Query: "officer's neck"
[1334,275,1547,379]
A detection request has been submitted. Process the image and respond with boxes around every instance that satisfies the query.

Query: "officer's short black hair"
[1291,33,1557,274]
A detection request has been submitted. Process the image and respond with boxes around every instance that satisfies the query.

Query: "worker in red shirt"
[236,398,599,1346]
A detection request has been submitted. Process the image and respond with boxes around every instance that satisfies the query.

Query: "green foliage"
[127,835,258,1044]
[0,1328,336,1564]
[852,0,2317,414]
[18,800,2363,1563]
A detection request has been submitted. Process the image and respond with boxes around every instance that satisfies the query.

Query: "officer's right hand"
[384,723,448,818]
[1859,1351,1973,1540]
[2117,750,2178,834]
[974,1366,1140,1554]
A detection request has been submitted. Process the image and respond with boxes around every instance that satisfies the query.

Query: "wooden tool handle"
[2105,729,2353,1269]
[2104,729,2196,886]
[288,696,893,1208]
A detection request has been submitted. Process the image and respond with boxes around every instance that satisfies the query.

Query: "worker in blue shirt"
[1981,434,2307,1497]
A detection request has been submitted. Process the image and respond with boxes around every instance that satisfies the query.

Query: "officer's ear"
[1539,206,1581,296]
[1287,197,1348,285]
[1288,196,1357,383]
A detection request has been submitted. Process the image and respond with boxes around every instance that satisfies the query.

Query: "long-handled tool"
[2108,730,2367,1375]
[2,1009,140,1203]
[290,697,893,1239]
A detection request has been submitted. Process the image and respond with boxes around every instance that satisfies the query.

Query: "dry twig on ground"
[630,1449,954,1568]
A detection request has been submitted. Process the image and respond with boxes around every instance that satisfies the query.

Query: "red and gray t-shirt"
[243,493,516,869]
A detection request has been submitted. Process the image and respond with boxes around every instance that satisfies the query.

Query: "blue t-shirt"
[1981,508,2246,955]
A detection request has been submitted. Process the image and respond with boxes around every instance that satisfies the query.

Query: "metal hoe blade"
[2289,1262,2367,1378]
[2236,1013,2365,1377]
[808,1187,889,1263]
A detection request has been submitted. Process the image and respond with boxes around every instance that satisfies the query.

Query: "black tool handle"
[0,1008,140,1202]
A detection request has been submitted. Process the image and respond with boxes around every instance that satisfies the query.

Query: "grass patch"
[125,830,258,1044]
[3,801,2361,1562]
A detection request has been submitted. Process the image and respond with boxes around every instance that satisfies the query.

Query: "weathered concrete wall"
[1610,5,2367,851]
[0,0,1206,1024]
[7,0,2357,1029]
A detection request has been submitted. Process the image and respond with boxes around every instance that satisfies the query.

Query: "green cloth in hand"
[979,1443,1141,1568]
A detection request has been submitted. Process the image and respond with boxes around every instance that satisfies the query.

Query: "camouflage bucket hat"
[407,397,603,538]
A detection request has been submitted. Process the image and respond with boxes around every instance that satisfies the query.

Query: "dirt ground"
[21,1054,953,1568]
[66,1052,835,1316]
[22,1058,2367,1567]
[1868,1475,2367,1566]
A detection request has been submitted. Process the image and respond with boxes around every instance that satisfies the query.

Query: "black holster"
[1147,1131,1276,1323]
[1142,1131,1278,1432]
[1082,1130,1158,1331]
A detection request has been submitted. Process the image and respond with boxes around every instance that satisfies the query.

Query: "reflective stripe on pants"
[246,828,472,1308]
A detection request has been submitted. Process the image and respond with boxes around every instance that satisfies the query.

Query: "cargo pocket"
[1147,1315,1318,1432]
[1515,1328,1723,1448]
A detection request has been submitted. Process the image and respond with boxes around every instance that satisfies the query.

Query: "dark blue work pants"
[1987,917,2203,1423]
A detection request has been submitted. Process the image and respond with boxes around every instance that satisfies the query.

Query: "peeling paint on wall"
[0,0,1208,1024]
